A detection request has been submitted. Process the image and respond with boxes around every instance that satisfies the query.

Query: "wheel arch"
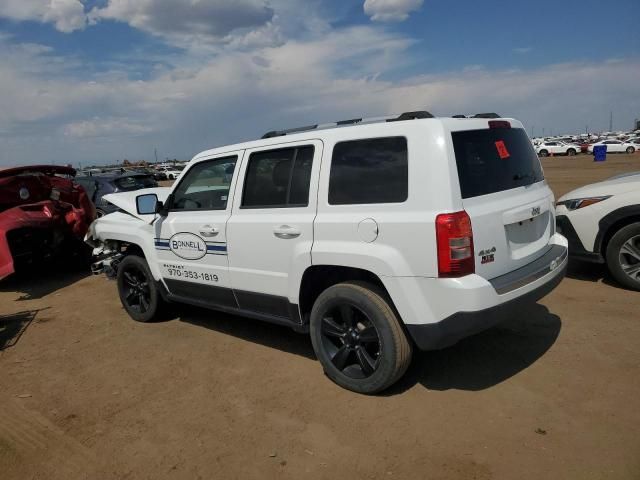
[595,205,640,259]
[298,265,399,323]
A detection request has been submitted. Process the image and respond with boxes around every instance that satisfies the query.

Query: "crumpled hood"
[558,171,640,201]
[102,187,171,221]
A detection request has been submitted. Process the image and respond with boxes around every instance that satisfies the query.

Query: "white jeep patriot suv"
[86,111,568,393]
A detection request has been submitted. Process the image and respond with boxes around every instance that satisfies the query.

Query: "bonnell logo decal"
[169,233,207,260]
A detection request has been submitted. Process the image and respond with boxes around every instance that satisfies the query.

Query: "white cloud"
[89,0,274,45]
[0,0,86,33]
[513,47,533,54]
[1,29,639,166]
[364,0,423,22]
[63,117,153,138]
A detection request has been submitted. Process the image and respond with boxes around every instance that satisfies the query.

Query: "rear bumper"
[397,237,568,351]
[407,260,566,350]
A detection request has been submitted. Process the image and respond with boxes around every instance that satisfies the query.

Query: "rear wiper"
[513,171,534,181]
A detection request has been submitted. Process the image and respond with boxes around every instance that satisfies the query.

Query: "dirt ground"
[1,153,639,479]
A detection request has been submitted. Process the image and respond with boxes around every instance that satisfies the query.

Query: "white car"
[158,167,183,180]
[535,141,581,157]
[556,171,640,290]
[86,111,567,393]
[587,140,636,154]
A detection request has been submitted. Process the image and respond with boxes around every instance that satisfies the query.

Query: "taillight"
[436,211,475,277]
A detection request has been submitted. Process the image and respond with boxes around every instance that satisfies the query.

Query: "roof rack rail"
[387,111,434,122]
[451,114,466,118]
[262,124,318,139]
[472,112,501,119]
[260,110,434,139]
[336,118,362,126]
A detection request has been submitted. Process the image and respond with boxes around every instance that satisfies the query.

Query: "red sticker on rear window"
[495,140,510,159]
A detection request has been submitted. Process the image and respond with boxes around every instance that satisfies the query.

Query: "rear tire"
[95,208,106,218]
[567,148,576,156]
[605,223,640,291]
[309,281,412,394]
[117,255,164,322]
[538,149,549,157]
[626,146,635,154]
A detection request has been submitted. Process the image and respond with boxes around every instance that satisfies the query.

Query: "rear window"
[452,128,543,199]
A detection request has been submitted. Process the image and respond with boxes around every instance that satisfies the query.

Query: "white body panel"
[226,140,323,301]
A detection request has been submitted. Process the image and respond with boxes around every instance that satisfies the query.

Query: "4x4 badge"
[478,246,496,264]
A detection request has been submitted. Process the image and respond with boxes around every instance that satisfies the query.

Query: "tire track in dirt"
[0,400,103,479]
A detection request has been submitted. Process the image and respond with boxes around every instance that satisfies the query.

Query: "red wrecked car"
[0,165,95,280]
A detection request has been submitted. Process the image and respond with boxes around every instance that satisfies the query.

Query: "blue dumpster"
[593,145,607,162]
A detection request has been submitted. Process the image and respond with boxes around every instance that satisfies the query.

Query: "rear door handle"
[273,225,301,239]
[199,225,219,237]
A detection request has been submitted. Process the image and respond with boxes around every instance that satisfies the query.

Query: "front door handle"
[273,225,301,239]
[199,225,219,237]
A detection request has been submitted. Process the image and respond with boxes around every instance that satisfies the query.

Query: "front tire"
[606,223,640,291]
[538,149,549,157]
[309,281,412,394]
[567,148,576,156]
[117,255,164,322]
[626,146,635,154]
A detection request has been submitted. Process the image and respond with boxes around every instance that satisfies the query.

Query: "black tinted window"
[242,146,314,208]
[75,177,98,198]
[171,156,237,211]
[452,128,544,199]
[329,137,408,205]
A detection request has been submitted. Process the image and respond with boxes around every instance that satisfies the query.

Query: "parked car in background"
[0,165,94,280]
[535,141,581,157]
[587,140,636,154]
[624,138,640,150]
[131,167,167,181]
[556,171,640,290]
[157,166,183,180]
[75,172,157,217]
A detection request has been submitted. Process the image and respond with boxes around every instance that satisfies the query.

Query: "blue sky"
[0,0,638,166]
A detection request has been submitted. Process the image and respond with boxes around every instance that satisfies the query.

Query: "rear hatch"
[451,124,554,280]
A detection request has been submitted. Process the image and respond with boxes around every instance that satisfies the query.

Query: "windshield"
[452,127,544,199]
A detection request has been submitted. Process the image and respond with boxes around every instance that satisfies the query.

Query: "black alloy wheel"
[310,281,412,394]
[320,302,381,379]
[116,255,163,322]
[121,266,151,314]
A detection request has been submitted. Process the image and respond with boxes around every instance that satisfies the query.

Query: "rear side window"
[242,146,314,208]
[452,128,544,199]
[329,137,408,205]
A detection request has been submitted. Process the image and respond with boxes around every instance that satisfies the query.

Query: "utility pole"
[154,148,158,164]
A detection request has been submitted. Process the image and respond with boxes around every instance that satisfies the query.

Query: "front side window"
[242,146,314,208]
[170,156,237,211]
[328,137,408,205]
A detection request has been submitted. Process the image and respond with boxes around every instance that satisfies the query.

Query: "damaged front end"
[89,241,124,279]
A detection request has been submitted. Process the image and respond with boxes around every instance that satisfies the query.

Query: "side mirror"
[136,193,159,215]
